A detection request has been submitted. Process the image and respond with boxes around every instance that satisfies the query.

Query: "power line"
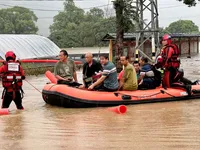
[0,3,113,11]
[159,5,186,9]
[159,13,200,20]
[0,4,61,11]
[6,0,91,1]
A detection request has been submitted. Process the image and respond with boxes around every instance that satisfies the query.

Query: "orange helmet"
[5,51,16,61]
[162,34,172,45]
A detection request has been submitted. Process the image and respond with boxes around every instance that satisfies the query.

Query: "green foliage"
[0,6,38,34]
[49,0,116,48]
[113,0,137,32]
[177,0,200,6]
[164,20,199,33]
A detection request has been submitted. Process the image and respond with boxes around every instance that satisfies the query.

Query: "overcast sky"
[1,0,200,36]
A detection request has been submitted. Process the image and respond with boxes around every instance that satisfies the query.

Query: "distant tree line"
[48,0,118,48]
[0,0,200,48]
[0,6,38,34]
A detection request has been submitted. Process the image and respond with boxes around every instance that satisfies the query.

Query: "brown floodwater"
[1,55,200,150]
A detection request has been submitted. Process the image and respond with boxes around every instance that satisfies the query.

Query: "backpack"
[151,65,161,87]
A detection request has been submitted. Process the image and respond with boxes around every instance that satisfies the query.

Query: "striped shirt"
[102,61,119,90]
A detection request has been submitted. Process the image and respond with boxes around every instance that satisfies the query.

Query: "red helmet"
[162,34,172,45]
[5,51,16,61]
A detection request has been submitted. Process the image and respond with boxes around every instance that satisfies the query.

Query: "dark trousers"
[162,68,191,95]
[57,80,82,87]
[94,83,118,92]
[2,90,24,109]
[162,67,177,88]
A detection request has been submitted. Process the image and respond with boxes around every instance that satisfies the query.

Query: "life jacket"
[162,44,180,68]
[2,62,23,91]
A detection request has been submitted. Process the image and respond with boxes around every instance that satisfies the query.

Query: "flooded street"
[1,55,200,150]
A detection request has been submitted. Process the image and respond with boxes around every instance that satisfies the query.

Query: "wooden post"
[135,49,139,61]
[188,38,191,58]
[197,37,199,53]
[109,40,113,62]
[178,37,181,55]
[152,36,156,61]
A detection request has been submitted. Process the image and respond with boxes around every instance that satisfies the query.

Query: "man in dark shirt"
[82,52,102,88]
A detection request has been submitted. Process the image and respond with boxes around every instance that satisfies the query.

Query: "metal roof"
[0,34,61,60]
[62,47,109,55]
[102,33,200,41]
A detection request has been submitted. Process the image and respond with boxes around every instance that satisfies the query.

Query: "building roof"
[0,34,60,60]
[102,33,200,41]
[169,33,200,38]
[62,47,109,55]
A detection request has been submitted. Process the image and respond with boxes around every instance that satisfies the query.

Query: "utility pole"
[135,0,159,62]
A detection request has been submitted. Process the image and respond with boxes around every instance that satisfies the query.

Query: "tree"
[0,6,38,34]
[177,0,200,6]
[164,20,199,33]
[113,0,137,71]
[49,0,116,48]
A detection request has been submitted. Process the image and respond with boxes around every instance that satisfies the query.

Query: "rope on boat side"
[114,89,177,100]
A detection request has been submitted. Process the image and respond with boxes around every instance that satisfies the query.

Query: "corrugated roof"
[102,33,200,41]
[62,47,109,55]
[0,34,60,60]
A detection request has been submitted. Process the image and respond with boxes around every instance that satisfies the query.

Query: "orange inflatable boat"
[42,71,200,108]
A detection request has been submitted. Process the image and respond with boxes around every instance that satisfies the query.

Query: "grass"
[1,63,83,76]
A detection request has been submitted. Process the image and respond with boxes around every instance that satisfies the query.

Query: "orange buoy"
[45,71,57,84]
[0,108,9,115]
[108,105,127,114]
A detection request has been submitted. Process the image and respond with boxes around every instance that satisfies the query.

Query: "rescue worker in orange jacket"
[0,51,25,109]
[156,34,191,95]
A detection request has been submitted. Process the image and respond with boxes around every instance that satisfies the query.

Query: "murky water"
[1,55,200,150]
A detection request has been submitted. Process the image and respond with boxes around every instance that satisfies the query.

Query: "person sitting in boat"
[118,56,138,91]
[118,69,124,81]
[138,56,157,90]
[133,61,140,79]
[54,50,82,88]
[0,51,25,109]
[82,52,102,88]
[88,54,119,91]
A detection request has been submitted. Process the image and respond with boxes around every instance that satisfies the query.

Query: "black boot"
[192,80,200,85]
[185,85,191,96]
